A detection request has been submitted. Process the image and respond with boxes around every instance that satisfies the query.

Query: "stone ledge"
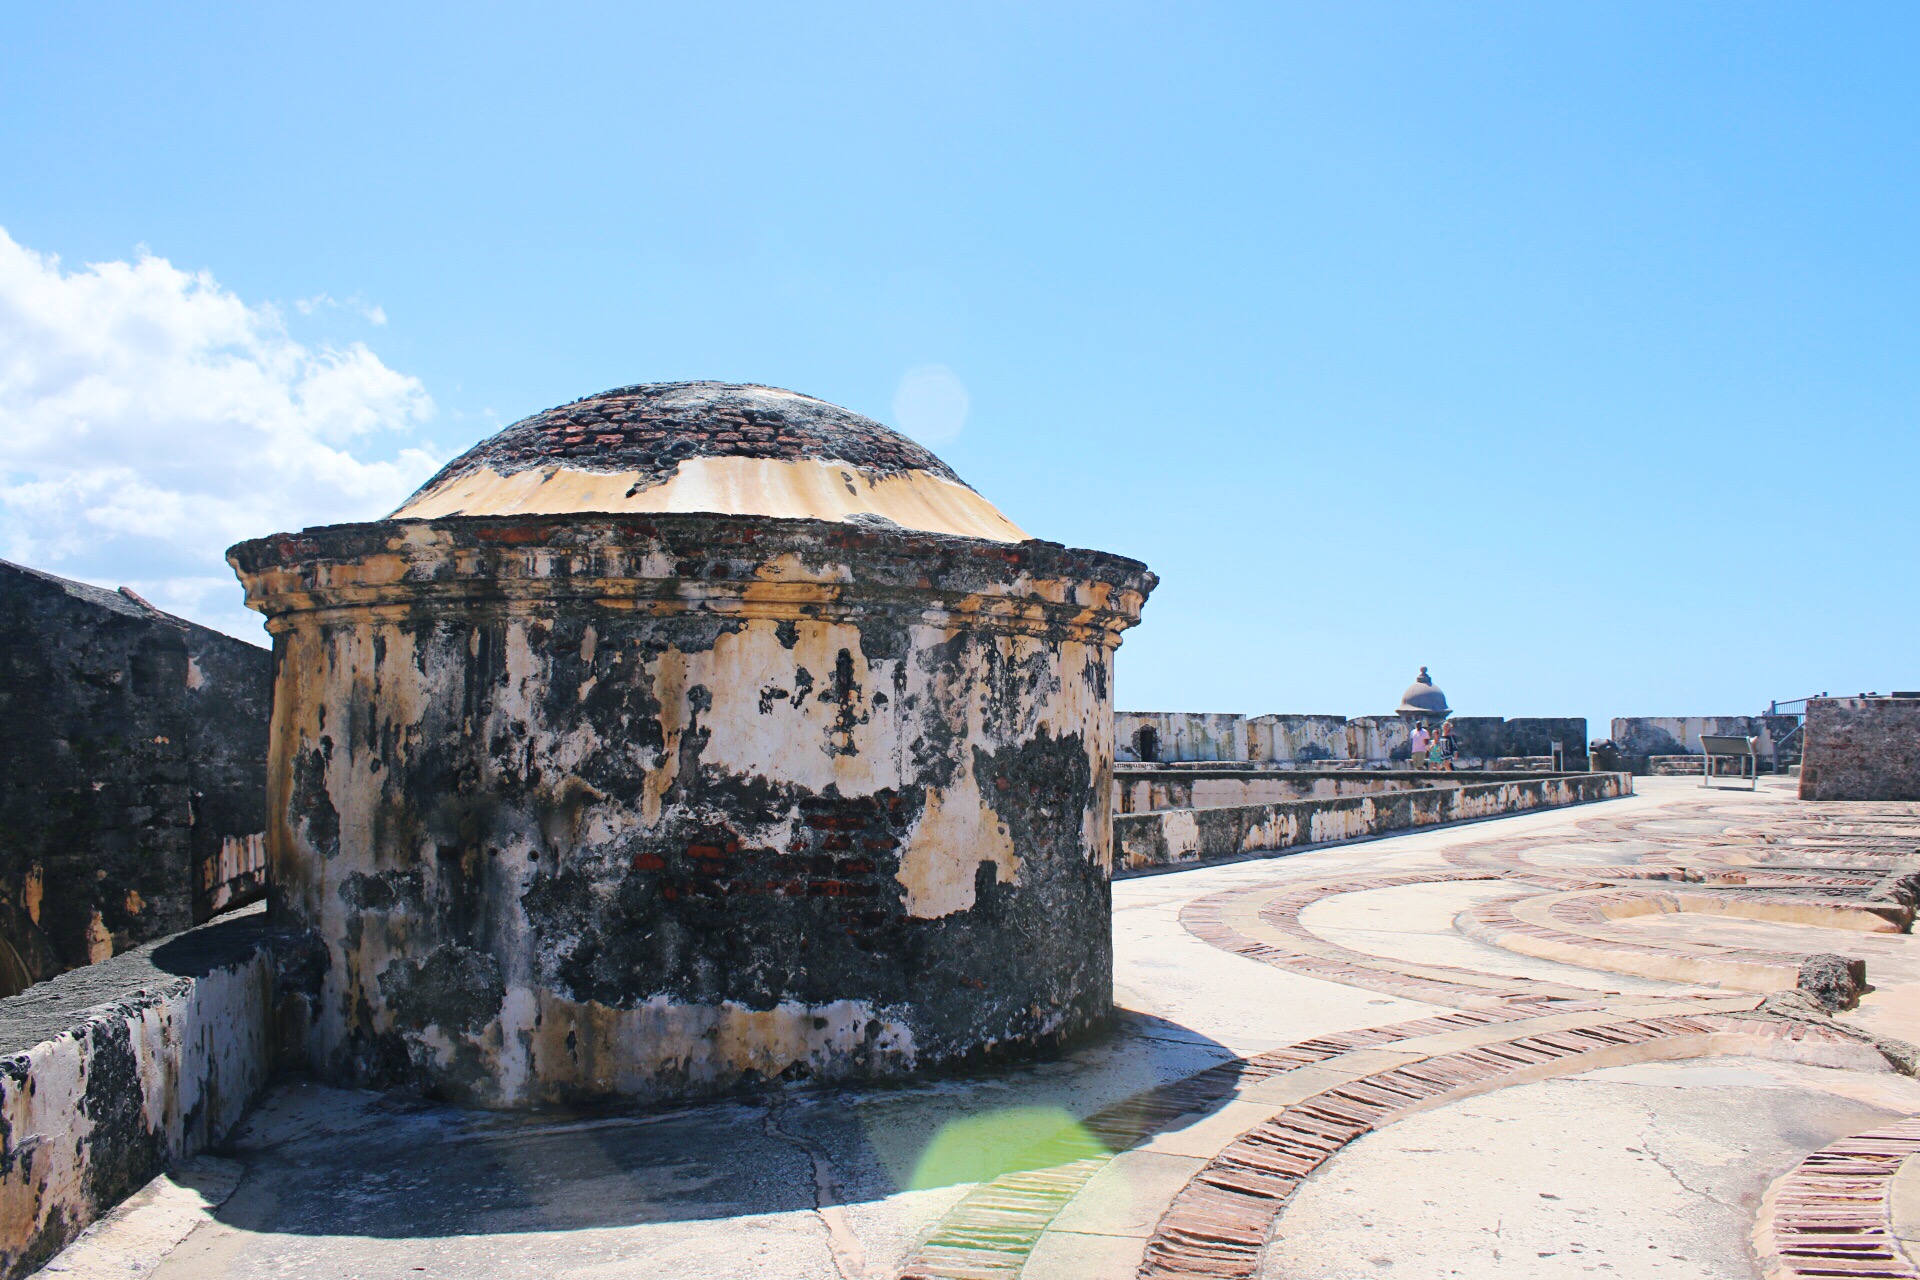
[0,907,278,1280]
[1113,773,1632,875]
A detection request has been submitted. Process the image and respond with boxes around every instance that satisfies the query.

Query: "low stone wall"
[1646,755,1763,779]
[1113,767,1564,815]
[0,907,277,1279]
[1801,698,1920,801]
[1112,773,1632,874]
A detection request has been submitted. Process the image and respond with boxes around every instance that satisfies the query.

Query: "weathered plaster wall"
[1114,712,1245,763]
[1246,714,1414,765]
[230,515,1151,1109]
[1112,774,1631,873]
[1800,698,1920,801]
[0,908,276,1279]
[0,561,271,996]
[1610,716,1801,774]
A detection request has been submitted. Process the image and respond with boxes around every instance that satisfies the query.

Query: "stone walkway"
[41,778,1920,1279]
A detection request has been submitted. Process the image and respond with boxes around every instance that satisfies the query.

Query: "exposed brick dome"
[415,381,967,492]
[393,381,1027,542]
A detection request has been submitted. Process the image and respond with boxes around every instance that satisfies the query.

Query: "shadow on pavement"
[205,1009,1236,1239]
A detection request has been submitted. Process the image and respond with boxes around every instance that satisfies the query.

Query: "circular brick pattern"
[1138,1015,1868,1280]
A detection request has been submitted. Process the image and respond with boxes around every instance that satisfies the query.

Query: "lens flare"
[907,1105,1108,1190]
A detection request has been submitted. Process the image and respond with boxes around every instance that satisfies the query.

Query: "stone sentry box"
[228,382,1152,1108]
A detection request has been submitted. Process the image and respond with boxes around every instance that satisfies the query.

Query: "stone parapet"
[1112,773,1631,873]
[1112,767,1574,815]
[1116,712,1587,769]
[1611,715,1802,774]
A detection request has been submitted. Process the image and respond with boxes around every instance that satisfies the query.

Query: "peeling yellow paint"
[390,456,1030,542]
[85,910,113,964]
[899,776,1020,919]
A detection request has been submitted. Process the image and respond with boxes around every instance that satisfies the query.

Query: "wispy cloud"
[295,291,389,325]
[0,228,441,639]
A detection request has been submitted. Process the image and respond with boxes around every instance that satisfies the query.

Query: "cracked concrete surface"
[763,1097,873,1280]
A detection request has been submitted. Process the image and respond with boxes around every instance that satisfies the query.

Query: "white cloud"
[0,227,442,640]
[892,364,970,445]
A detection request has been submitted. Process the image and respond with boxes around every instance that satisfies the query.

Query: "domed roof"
[392,381,1028,542]
[1396,666,1450,717]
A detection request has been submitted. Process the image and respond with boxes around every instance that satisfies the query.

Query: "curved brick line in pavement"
[1752,1115,1920,1279]
[1438,841,1881,892]
[1573,801,1919,867]
[1181,869,1614,1009]
[1459,888,1863,996]
[1138,1014,1869,1280]
[1551,885,1908,937]
[1441,841,1689,879]
[893,1008,1540,1280]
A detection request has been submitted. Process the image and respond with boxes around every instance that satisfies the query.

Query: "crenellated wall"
[1116,711,1586,770]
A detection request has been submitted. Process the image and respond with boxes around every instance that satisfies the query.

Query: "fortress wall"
[1609,715,1802,774]
[0,560,271,997]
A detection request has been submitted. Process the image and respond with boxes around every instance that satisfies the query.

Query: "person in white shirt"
[1409,722,1431,768]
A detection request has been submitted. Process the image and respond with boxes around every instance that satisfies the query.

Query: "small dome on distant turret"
[1397,666,1450,718]
[392,381,1028,542]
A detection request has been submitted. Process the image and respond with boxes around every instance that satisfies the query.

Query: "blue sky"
[2,3,1914,735]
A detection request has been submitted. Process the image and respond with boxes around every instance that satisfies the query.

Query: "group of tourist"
[1409,719,1458,769]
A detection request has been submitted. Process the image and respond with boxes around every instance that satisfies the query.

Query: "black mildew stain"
[78,1017,164,1213]
[379,945,506,1035]
[820,649,867,757]
[290,740,339,859]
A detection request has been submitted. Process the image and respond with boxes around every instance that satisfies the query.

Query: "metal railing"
[1763,692,1826,770]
